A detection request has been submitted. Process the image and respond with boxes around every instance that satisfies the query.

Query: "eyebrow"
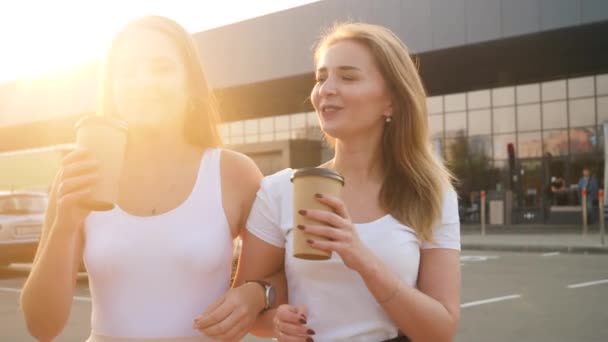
[316,66,362,73]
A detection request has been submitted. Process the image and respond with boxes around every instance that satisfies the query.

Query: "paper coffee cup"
[291,167,344,260]
[75,116,128,211]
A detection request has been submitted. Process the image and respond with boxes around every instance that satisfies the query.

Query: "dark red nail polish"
[314,193,322,198]
[298,209,307,215]
[307,337,314,342]
[297,224,305,230]
[307,329,316,335]
[299,318,307,324]
[306,239,314,244]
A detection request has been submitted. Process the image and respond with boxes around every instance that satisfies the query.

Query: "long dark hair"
[99,15,222,147]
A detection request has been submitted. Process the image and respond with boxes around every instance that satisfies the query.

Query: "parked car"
[0,191,47,267]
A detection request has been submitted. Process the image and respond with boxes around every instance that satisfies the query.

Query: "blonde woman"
[20,16,265,342]
[198,22,461,342]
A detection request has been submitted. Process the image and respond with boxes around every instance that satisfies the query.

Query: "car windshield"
[0,195,48,215]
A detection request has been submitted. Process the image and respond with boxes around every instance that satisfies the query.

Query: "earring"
[385,116,392,123]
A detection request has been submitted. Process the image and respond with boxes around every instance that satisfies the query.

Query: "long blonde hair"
[99,15,222,148]
[314,22,454,241]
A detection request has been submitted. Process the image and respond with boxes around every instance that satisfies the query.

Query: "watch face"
[267,285,276,308]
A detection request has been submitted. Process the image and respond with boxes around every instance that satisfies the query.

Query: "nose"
[317,76,338,97]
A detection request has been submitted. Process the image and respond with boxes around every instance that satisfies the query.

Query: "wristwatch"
[247,280,276,312]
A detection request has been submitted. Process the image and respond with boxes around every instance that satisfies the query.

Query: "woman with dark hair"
[20,16,264,342]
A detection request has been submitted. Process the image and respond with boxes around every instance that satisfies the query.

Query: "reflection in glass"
[493,134,516,160]
[568,76,594,98]
[469,135,492,158]
[569,98,595,127]
[493,107,516,133]
[445,112,466,136]
[542,101,567,129]
[428,114,443,138]
[543,130,568,156]
[468,110,491,135]
[517,104,541,131]
[518,132,542,158]
[569,127,596,154]
[516,83,540,104]
[542,80,566,101]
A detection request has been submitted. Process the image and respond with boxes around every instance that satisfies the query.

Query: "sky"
[0,0,320,83]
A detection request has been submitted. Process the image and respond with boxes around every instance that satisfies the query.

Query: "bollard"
[600,189,605,246]
[480,190,486,236]
[582,188,588,236]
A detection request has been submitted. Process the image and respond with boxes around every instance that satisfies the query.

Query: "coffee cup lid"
[75,115,128,131]
[291,167,345,186]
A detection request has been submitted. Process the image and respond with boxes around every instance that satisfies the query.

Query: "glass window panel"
[467,90,490,109]
[568,76,594,98]
[543,130,568,156]
[245,119,258,135]
[493,134,516,160]
[426,96,443,114]
[599,124,606,153]
[518,132,542,158]
[275,131,290,141]
[445,112,466,136]
[569,98,595,127]
[275,115,289,131]
[542,80,566,101]
[445,135,468,163]
[245,134,259,144]
[444,93,466,112]
[542,101,567,129]
[219,123,230,139]
[260,133,274,142]
[260,117,274,133]
[597,74,608,95]
[291,113,306,129]
[230,121,244,137]
[516,83,540,104]
[307,112,320,127]
[598,96,608,123]
[231,136,244,145]
[517,104,541,131]
[468,109,491,135]
[493,107,516,133]
[570,127,596,154]
[492,87,514,107]
[428,114,443,138]
[469,135,492,158]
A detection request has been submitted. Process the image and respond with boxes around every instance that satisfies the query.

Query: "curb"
[462,244,608,254]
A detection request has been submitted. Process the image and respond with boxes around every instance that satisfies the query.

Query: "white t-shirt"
[247,169,460,342]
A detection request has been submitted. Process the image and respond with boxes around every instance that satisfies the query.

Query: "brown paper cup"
[291,167,344,260]
[75,116,128,211]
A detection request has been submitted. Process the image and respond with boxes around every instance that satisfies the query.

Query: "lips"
[320,104,343,120]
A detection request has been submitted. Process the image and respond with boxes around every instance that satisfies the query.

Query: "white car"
[0,191,47,267]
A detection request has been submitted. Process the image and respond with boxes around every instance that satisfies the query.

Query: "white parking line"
[461,294,521,308]
[0,286,90,302]
[541,252,560,257]
[567,279,608,289]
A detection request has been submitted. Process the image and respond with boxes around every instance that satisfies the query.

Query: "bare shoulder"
[219,149,263,191]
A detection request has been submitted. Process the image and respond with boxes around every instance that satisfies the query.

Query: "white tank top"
[84,148,233,340]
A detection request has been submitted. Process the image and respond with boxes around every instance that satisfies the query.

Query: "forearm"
[359,255,458,341]
[236,271,287,337]
[21,226,81,339]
